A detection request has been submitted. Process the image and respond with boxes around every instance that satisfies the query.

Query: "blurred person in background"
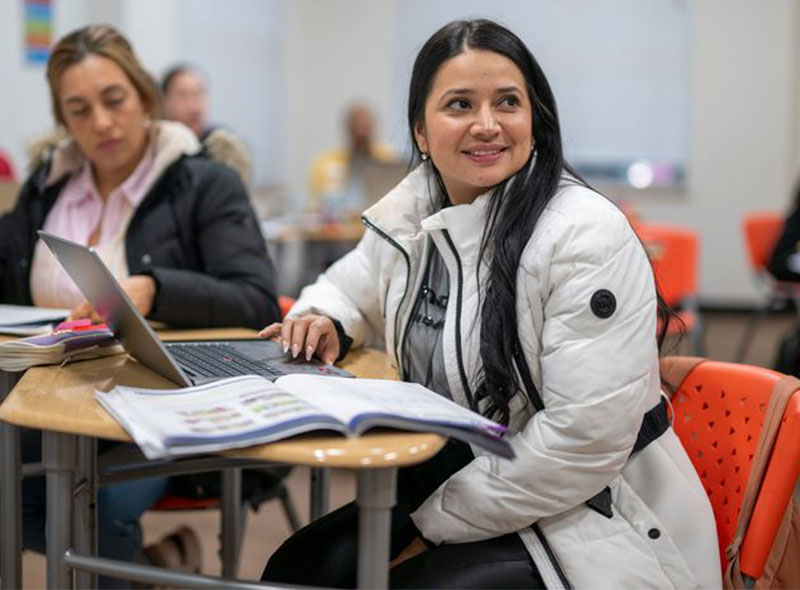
[161,63,251,184]
[309,101,396,217]
[0,24,280,586]
[766,179,800,375]
[768,180,800,282]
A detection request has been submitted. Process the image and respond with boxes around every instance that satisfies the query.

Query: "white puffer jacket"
[291,164,721,589]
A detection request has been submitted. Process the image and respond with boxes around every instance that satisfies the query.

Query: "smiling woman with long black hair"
[259,19,720,589]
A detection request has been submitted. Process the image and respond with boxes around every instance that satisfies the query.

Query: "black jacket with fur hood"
[0,121,280,329]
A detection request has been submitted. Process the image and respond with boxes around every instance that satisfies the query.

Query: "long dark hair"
[408,19,673,425]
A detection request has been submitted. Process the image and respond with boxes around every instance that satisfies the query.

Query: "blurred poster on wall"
[24,0,51,65]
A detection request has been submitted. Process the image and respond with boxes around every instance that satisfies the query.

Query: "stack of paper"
[0,320,123,372]
[0,304,69,336]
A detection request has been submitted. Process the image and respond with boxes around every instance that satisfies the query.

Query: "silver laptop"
[38,231,352,386]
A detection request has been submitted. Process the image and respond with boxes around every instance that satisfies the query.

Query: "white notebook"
[0,304,69,336]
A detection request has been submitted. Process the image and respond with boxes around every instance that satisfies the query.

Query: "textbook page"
[100,375,346,458]
[276,374,504,435]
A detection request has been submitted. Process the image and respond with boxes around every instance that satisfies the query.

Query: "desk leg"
[44,431,76,590]
[0,370,22,590]
[310,467,330,521]
[221,467,242,578]
[356,468,397,590]
[73,437,97,589]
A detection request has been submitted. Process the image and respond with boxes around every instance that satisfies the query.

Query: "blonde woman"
[0,25,279,587]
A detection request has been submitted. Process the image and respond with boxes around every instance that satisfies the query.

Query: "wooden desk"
[0,181,19,216]
[0,331,442,589]
[0,346,402,446]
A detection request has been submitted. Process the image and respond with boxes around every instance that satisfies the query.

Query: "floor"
[19,309,797,588]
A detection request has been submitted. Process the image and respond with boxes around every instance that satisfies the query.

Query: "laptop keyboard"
[168,343,285,380]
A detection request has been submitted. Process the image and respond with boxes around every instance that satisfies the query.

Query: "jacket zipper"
[441,229,476,411]
[362,217,412,367]
[442,225,570,588]
[533,523,573,589]
[397,241,429,381]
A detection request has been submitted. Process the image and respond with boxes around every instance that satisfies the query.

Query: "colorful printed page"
[276,374,507,436]
[100,376,345,458]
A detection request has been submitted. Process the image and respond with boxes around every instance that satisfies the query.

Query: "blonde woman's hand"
[120,275,156,317]
[68,301,102,323]
[69,275,156,322]
[259,314,340,364]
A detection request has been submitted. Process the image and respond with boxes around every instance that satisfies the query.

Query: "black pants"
[262,441,543,588]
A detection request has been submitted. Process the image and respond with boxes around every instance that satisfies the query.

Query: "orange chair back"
[278,295,296,319]
[670,361,800,578]
[637,223,698,308]
[742,213,783,271]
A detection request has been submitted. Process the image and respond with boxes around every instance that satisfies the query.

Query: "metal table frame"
[0,369,22,589]
[1,362,396,589]
[42,428,397,588]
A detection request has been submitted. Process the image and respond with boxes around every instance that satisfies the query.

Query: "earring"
[421,152,429,161]
[530,142,535,152]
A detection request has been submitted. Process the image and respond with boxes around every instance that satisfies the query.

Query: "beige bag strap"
[723,375,800,588]
[659,356,706,394]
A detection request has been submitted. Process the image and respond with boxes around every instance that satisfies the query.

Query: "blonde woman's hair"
[46,24,162,125]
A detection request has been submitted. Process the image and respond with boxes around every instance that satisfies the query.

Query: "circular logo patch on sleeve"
[590,289,616,319]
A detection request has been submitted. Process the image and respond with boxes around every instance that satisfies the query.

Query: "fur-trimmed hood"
[26,120,201,188]
[202,127,251,186]
[27,122,251,187]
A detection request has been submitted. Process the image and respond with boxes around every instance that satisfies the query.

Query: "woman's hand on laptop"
[69,275,156,321]
[259,314,339,364]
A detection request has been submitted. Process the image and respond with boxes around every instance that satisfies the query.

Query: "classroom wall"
[627,0,800,304]
[285,0,399,205]
[0,0,286,187]
[0,0,99,179]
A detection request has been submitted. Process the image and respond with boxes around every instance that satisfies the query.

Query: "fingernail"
[282,340,289,354]
[292,343,299,358]
[306,346,313,361]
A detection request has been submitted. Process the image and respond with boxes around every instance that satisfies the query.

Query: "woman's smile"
[461,144,508,164]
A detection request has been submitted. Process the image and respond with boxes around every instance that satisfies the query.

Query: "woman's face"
[415,49,533,205]
[163,70,207,138]
[58,54,149,178]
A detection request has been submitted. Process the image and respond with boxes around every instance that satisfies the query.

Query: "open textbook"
[97,374,513,460]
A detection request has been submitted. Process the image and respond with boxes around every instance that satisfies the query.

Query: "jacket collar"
[362,163,494,256]
[44,120,200,188]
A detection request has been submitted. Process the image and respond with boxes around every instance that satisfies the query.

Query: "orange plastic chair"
[637,223,704,354]
[669,359,800,580]
[735,212,800,362]
[278,295,296,319]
